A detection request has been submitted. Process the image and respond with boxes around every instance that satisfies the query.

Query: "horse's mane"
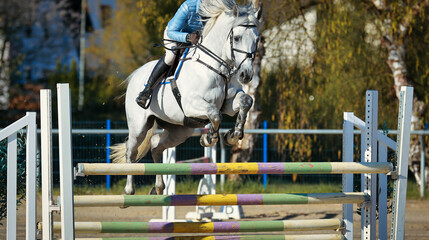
[199,0,259,38]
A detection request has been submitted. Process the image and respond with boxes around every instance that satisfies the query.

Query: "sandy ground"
[1,197,428,239]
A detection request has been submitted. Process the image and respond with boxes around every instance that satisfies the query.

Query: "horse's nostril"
[240,72,245,79]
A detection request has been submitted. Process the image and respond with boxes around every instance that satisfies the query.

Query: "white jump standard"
[38,85,413,240]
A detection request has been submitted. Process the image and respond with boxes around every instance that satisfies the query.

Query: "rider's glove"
[186,31,201,44]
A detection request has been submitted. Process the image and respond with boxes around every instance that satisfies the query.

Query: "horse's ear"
[233,4,239,17]
[254,5,262,20]
[251,0,262,20]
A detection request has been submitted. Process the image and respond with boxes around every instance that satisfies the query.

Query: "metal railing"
[36,127,428,197]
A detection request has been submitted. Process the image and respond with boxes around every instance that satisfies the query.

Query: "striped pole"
[177,157,210,163]
[76,162,393,176]
[72,192,365,207]
[72,233,345,240]
[49,219,343,234]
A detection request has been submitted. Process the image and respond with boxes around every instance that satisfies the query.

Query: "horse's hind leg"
[222,91,253,146]
[124,117,155,195]
[124,137,138,195]
[150,124,194,195]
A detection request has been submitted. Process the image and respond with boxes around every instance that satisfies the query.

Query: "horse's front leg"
[200,107,222,147]
[222,91,253,146]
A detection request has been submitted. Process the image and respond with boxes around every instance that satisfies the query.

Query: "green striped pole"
[49,219,343,234]
[72,233,345,240]
[76,162,393,176]
[72,192,365,207]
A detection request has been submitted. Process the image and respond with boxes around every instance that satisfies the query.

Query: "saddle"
[155,44,210,128]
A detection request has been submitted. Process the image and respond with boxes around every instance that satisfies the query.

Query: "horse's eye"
[234,36,240,42]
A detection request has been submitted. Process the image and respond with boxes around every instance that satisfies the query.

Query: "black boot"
[136,56,170,109]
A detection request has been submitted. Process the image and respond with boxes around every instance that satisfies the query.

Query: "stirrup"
[136,91,152,109]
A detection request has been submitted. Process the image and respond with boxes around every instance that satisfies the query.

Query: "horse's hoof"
[149,187,157,195]
[223,129,236,147]
[124,187,135,195]
[200,134,211,147]
[235,130,244,140]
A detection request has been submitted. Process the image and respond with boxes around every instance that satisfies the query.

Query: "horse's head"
[228,4,259,84]
[199,0,260,84]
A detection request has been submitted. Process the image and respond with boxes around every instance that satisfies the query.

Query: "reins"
[159,23,257,81]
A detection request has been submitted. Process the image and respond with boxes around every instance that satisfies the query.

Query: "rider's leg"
[136,27,176,109]
[136,55,170,109]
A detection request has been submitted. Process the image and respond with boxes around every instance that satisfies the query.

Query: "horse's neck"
[198,14,233,66]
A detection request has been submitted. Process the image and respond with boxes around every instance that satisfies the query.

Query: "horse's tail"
[110,123,156,163]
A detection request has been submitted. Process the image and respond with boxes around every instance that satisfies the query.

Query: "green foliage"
[88,0,154,74]
[405,6,429,123]
[47,60,79,107]
[46,60,125,120]
[0,133,27,224]
[138,0,183,53]
[261,65,315,162]
[259,1,417,163]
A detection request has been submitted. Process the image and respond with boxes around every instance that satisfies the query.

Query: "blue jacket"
[167,0,203,43]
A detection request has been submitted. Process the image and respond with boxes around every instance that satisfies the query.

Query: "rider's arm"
[167,2,190,43]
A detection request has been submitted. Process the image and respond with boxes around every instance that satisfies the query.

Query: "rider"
[136,0,204,109]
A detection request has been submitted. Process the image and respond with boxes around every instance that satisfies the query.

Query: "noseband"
[228,24,257,75]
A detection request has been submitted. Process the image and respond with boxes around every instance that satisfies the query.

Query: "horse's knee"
[240,94,253,112]
[208,109,222,124]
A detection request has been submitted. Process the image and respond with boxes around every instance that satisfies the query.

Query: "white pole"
[25,112,37,240]
[6,133,17,240]
[342,112,354,240]
[420,135,425,198]
[78,0,87,110]
[58,83,75,239]
[378,143,388,240]
[41,90,54,240]
[391,86,413,240]
[361,90,378,240]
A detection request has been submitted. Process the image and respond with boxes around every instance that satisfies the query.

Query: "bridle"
[228,24,258,75]
[175,23,258,81]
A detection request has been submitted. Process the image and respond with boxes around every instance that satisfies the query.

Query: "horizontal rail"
[0,113,33,140]
[345,114,397,150]
[76,162,394,176]
[177,157,210,164]
[71,233,345,240]
[14,128,427,136]
[46,219,343,234]
[72,192,365,207]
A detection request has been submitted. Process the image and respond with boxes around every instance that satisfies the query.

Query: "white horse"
[111,0,260,195]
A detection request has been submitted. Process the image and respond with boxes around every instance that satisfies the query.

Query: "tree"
[0,0,79,111]
[366,0,429,193]
[0,0,37,109]
[259,0,429,187]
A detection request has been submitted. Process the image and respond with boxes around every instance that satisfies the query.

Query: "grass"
[405,180,429,200]
[66,177,344,196]
[57,177,429,201]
